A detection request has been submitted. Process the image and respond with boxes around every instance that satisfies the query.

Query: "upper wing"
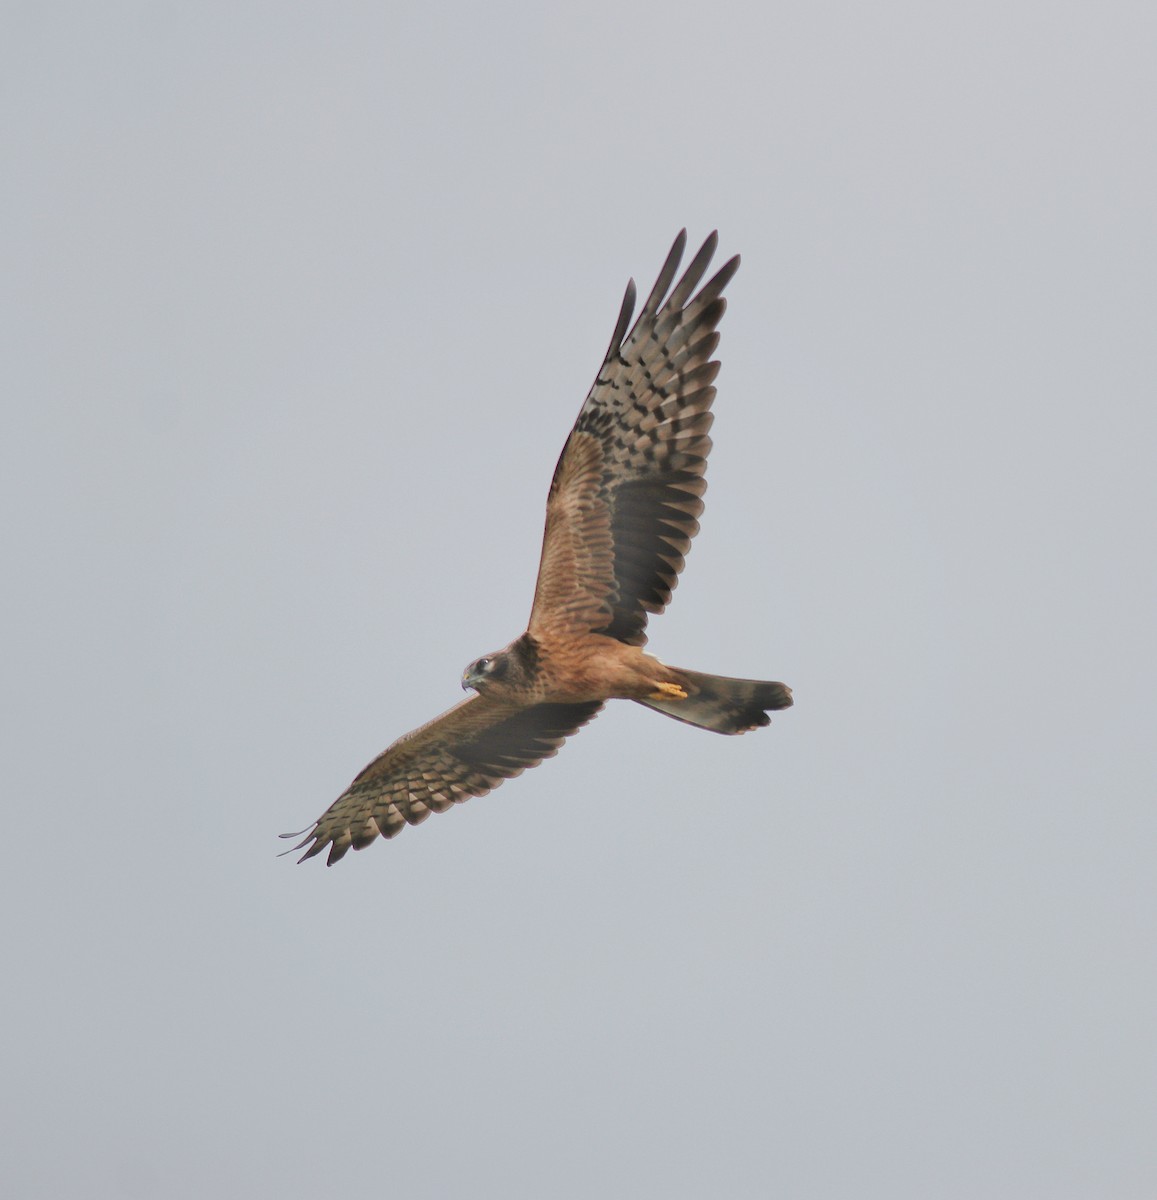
[283,696,603,865]
[529,231,738,647]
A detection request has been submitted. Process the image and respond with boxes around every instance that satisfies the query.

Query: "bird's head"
[461,652,510,694]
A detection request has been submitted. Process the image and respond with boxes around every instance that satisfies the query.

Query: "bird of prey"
[284,230,792,865]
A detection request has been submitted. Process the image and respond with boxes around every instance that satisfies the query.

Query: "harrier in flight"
[284,231,792,864]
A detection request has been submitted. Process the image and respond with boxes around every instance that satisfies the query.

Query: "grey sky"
[4,2,1155,1197]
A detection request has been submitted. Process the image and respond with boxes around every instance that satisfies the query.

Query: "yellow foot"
[650,681,688,701]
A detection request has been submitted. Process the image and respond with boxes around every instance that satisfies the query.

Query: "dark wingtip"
[605,277,637,359]
[277,824,328,863]
[278,826,309,855]
[325,841,350,866]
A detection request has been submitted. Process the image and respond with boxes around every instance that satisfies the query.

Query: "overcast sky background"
[4,2,1155,1197]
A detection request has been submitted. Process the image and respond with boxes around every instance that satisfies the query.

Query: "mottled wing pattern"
[529,231,738,646]
[284,697,603,864]
[528,416,617,636]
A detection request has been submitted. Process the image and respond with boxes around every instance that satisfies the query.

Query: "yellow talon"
[651,681,688,700]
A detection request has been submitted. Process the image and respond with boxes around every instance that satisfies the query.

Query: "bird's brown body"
[471,633,679,705]
[285,231,792,864]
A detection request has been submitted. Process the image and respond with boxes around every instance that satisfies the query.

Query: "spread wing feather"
[529,231,739,646]
[283,697,603,864]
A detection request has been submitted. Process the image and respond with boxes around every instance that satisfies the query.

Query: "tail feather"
[635,667,793,734]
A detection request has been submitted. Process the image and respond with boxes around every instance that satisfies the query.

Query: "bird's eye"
[476,658,491,673]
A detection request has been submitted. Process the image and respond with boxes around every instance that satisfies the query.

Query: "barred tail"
[635,668,793,734]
